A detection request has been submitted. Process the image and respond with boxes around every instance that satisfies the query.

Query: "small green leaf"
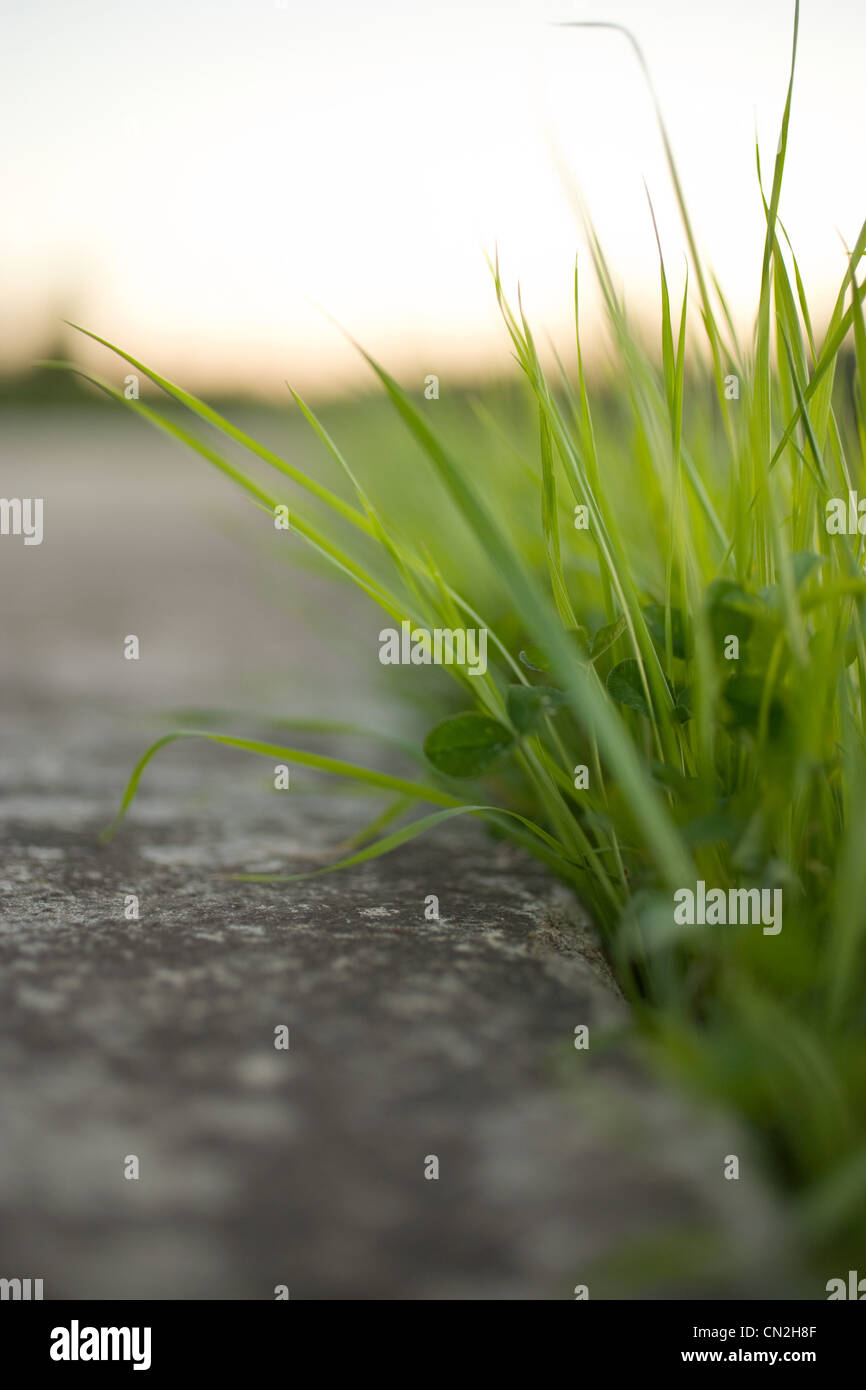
[423,712,514,778]
[762,552,826,608]
[722,674,786,738]
[642,603,688,659]
[589,615,627,661]
[606,659,651,717]
[791,550,825,588]
[507,684,568,734]
[706,579,763,647]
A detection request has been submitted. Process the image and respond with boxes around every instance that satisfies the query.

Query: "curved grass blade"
[161,710,428,765]
[102,729,465,840]
[235,802,584,883]
[63,322,374,537]
[41,361,416,624]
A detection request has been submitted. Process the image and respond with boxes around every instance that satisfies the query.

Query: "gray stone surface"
[0,412,801,1298]
[0,701,802,1300]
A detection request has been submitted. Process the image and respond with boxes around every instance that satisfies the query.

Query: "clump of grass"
[52,3,866,1280]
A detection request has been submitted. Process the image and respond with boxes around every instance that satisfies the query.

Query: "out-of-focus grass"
[48,2,866,1284]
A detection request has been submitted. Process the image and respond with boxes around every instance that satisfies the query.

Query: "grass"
[51,3,866,1285]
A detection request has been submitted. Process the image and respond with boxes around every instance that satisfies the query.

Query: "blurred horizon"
[2,0,864,400]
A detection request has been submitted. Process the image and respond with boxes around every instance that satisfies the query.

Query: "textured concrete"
[0,700,801,1300]
[0,412,800,1298]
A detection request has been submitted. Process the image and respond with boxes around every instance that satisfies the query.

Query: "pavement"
[0,410,801,1298]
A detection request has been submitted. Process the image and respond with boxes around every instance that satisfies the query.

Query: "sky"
[1,0,863,397]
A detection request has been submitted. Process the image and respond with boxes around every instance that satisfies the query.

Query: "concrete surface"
[0,411,800,1298]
